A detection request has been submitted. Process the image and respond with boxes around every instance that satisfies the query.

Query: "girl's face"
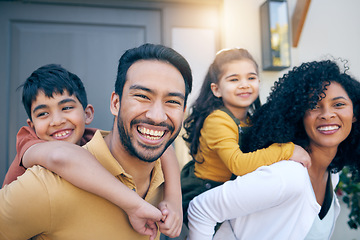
[211,59,259,119]
[303,82,356,150]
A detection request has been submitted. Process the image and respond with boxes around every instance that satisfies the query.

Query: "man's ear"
[26,119,34,129]
[210,83,221,98]
[353,116,357,123]
[110,91,120,117]
[84,104,95,125]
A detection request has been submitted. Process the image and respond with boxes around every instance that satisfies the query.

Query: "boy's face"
[27,90,94,145]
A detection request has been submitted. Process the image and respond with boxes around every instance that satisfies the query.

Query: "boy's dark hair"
[21,64,88,121]
[115,43,193,107]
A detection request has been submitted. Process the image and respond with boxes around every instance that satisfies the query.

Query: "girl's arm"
[23,141,162,240]
[157,145,183,238]
[205,111,310,177]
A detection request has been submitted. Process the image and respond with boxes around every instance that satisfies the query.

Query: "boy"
[2,64,182,238]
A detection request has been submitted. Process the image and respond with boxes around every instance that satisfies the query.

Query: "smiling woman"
[187,59,360,240]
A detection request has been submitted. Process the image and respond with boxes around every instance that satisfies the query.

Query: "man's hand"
[157,201,183,238]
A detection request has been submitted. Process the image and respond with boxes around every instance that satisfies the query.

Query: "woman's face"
[303,82,356,150]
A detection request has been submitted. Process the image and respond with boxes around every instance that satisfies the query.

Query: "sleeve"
[2,126,44,187]
[205,111,294,176]
[0,166,51,239]
[187,161,307,240]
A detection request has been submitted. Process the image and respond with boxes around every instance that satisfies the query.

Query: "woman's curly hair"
[182,48,261,159]
[242,60,360,174]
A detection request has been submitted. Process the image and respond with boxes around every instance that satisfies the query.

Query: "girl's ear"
[353,116,357,123]
[84,104,95,125]
[210,83,221,98]
[26,119,34,129]
[110,91,120,117]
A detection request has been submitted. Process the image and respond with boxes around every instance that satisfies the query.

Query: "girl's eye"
[229,78,238,82]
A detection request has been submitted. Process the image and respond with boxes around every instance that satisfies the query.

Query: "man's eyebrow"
[129,85,152,93]
[168,92,185,100]
[129,84,185,100]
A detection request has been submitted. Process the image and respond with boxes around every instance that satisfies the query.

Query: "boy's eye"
[229,78,238,82]
[36,112,49,118]
[62,106,74,111]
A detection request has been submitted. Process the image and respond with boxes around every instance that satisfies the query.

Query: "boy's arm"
[157,145,183,238]
[23,141,162,239]
[2,126,43,187]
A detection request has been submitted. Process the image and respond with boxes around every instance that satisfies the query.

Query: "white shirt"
[187,161,340,240]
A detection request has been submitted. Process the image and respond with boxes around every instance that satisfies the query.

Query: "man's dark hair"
[115,43,192,107]
[20,64,88,120]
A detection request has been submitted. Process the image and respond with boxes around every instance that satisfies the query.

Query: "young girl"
[187,59,360,239]
[181,48,310,225]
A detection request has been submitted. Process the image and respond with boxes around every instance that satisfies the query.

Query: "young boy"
[2,64,182,238]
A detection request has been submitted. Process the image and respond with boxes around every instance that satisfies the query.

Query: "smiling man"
[0,43,192,240]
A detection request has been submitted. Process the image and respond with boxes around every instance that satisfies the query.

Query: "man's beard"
[117,116,180,163]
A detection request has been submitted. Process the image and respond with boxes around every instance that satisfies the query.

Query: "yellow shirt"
[194,109,294,182]
[0,130,164,240]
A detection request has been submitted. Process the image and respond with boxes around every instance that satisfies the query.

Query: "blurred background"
[0,0,359,238]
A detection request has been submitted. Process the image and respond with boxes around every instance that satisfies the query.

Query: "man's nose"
[145,102,168,123]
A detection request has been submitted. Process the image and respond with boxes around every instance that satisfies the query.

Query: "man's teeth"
[54,130,70,137]
[317,126,339,131]
[138,127,165,140]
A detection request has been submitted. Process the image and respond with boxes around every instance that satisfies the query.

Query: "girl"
[187,59,360,239]
[181,48,310,225]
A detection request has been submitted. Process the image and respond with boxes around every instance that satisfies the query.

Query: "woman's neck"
[307,145,337,205]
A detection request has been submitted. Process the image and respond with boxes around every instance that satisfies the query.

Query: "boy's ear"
[84,104,95,125]
[26,119,34,129]
[210,83,221,98]
[110,91,120,117]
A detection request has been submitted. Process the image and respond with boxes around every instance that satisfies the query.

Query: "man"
[0,43,192,240]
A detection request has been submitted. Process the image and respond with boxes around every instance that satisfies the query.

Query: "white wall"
[222,0,360,238]
[223,0,360,104]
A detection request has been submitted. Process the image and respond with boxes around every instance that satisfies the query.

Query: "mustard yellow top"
[194,109,294,182]
[0,130,164,240]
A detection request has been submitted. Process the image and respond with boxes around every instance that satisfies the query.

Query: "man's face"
[115,60,186,162]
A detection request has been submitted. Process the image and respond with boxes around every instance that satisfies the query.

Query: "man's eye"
[135,94,150,100]
[167,100,181,105]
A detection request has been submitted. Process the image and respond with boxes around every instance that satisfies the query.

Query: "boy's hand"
[157,201,182,238]
[127,201,162,240]
[290,144,311,168]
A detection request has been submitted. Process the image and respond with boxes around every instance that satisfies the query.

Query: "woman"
[187,60,360,240]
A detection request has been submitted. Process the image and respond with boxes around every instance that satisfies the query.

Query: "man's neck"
[104,131,156,198]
